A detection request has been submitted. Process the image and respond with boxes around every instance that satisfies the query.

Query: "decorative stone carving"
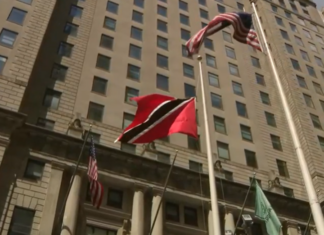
[67,118,84,138]
[268,170,284,194]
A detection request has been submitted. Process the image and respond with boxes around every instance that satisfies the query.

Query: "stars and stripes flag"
[87,136,103,209]
[186,12,262,56]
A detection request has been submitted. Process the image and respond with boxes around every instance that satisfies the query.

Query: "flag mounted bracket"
[140,142,158,156]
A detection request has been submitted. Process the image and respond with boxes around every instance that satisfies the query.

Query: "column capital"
[133,182,150,193]
[151,187,164,196]
[51,162,67,171]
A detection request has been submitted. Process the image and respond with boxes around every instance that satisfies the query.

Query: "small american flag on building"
[87,136,103,209]
[186,12,261,56]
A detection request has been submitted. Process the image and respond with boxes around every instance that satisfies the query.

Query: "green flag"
[255,181,281,235]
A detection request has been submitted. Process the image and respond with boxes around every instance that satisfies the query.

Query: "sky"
[314,0,324,9]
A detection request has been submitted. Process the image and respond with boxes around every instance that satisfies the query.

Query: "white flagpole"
[197,55,222,235]
[250,1,324,234]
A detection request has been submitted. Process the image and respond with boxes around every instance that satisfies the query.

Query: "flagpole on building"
[149,150,178,235]
[250,1,324,234]
[56,125,93,230]
[197,55,222,235]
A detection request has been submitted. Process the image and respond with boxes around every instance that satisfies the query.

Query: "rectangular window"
[204,38,214,50]
[183,63,194,78]
[129,44,142,60]
[87,102,104,122]
[318,136,324,151]
[127,64,140,81]
[265,112,276,127]
[166,202,180,222]
[92,77,107,95]
[275,16,284,26]
[157,5,167,16]
[229,63,239,76]
[70,5,83,18]
[157,74,169,90]
[310,114,322,129]
[256,73,265,86]
[285,43,295,54]
[8,207,35,235]
[217,141,229,159]
[36,118,55,130]
[104,17,116,30]
[313,82,323,95]
[107,188,123,208]
[245,150,257,168]
[0,56,7,74]
[283,187,294,198]
[315,57,324,68]
[179,0,188,11]
[303,29,311,39]
[43,89,61,109]
[223,31,232,42]
[296,75,307,88]
[24,159,45,179]
[225,46,236,59]
[107,1,119,14]
[280,30,289,40]
[0,29,18,47]
[131,26,142,41]
[307,65,316,78]
[251,57,260,68]
[303,94,314,108]
[64,22,78,36]
[181,29,191,41]
[100,34,114,49]
[199,0,206,5]
[211,93,222,109]
[121,143,136,154]
[134,0,144,8]
[123,113,134,129]
[237,3,244,10]
[271,134,282,151]
[132,11,143,23]
[294,36,304,46]
[200,9,209,19]
[96,54,110,71]
[206,54,216,68]
[232,82,243,96]
[180,14,189,25]
[182,45,188,57]
[291,59,301,71]
[300,50,309,61]
[157,20,167,32]
[184,207,198,226]
[58,42,73,57]
[289,23,297,33]
[236,101,247,117]
[184,84,195,98]
[276,159,289,177]
[240,124,252,142]
[188,135,200,151]
[271,5,277,12]
[125,87,139,105]
[309,42,317,52]
[18,0,33,4]
[8,8,27,25]
[260,91,270,105]
[157,152,170,164]
[214,116,226,134]
[157,54,168,69]
[157,36,168,50]
[217,4,226,13]
[51,64,68,81]
[208,73,219,87]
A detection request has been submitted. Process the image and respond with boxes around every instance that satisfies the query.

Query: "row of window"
[271,0,314,21]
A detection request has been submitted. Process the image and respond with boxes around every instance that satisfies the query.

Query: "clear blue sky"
[314,0,324,9]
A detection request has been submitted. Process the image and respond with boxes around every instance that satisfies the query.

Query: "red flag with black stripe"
[115,94,197,144]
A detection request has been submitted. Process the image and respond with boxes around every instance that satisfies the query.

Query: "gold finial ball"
[197,55,202,61]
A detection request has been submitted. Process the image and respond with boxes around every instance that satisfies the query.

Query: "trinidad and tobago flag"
[115,94,197,144]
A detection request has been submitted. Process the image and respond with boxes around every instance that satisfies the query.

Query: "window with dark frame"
[104,17,116,30]
[127,64,140,81]
[107,1,119,14]
[7,8,27,25]
[184,206,198,226]
[24,159,45,179]
[165,202,180,222]
[64,22,78,36]
[96,54,111,71]
[43,89,61,110]
[156,74,169,90]
[92,77,107,95]
[70,5,83,18]
[87,102,104,122]
[8,207,35,235]
[58,42,73,57]
[107,188,123,209]
[245,150,257,168]
[51,64,68,81]
[100,34,114,49]
[0,29,18,47]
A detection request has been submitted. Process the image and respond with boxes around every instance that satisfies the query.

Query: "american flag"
[186,12,261,56]
[87,136,103,209]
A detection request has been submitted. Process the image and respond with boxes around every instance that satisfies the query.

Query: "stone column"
[60,171,82,235]
[39,162,65,234]
[151,188,163,235]
[131,184,147,235]
[224,210,235,234]
[208,206,214,235]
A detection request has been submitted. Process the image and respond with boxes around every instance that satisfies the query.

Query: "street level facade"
[0,0,323,234]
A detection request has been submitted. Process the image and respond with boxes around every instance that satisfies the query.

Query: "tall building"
[0,0,323,234]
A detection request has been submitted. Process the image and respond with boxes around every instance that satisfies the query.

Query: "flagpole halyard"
[197,55,222,235]
[56,124,93,232]
[250,1,324,234]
